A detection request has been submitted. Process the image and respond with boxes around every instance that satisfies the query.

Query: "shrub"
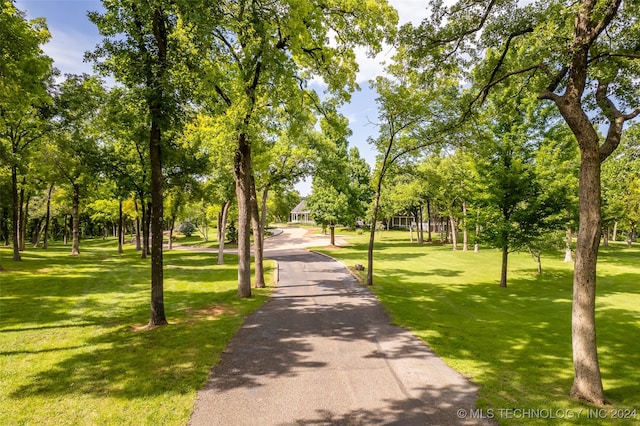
[178,221,196,237]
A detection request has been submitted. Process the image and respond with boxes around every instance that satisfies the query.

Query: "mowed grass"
[318,230,640,425]
[0,239,273,425]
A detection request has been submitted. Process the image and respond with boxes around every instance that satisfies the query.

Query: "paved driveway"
[189,229,490,425]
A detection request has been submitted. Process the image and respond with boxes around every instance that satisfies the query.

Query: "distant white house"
[290,200,313,223]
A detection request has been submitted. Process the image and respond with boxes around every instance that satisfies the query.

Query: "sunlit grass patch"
[318,231,640,426]
[0,239,273,425]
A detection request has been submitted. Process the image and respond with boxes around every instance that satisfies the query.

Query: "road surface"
[189,228,490,425]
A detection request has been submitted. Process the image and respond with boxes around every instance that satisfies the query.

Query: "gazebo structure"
[290,200,313,223]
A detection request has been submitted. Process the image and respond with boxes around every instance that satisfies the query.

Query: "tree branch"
[430,0,498,44]
[480,26,534,104]
[596,80,640,160]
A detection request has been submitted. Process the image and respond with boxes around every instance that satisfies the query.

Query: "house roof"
[291,200,310,213]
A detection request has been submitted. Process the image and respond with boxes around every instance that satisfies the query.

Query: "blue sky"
[16,0,429,194]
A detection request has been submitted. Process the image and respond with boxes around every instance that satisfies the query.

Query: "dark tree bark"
[500,244,508,288]
[426,199,432,242]
[139,193,148,258]
[22,194,30,250]
[462,201,469,251]
[329,224,336,246]
[118,199,124,253]
[11,166,21,261]
[418,205,424,244]
[367,174,384,286]
[235,131,253,298]
[145,202,152,256]
[168,215,175,250]
[134,198,141,251]
[71,185,80,255]
[148,120,167,326]
[146,7,168,327]
[63,214,69,245]
[250,177,265,288]
[217,200,231,265]
[18,179,26,252]
[32,218,42,247]
[42,184,53,249]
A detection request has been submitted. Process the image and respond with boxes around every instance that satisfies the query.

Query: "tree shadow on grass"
[368,262,640,417]
[7,288,259,400]
[1,245,263,413]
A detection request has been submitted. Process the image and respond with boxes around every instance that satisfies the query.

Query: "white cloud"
[393,0,431,26]
[354,0,431,84]
[44,27,97,76]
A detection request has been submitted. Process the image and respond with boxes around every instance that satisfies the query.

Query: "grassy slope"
[318,230,640,425]
[0,239,273,425]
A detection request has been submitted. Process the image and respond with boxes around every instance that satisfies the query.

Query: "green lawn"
[0,239,273,425]
[318,230,640,425]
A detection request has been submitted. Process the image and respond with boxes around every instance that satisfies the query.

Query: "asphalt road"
[189,229,490,425]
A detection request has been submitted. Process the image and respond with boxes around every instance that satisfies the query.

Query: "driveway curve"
[189,228,490,425]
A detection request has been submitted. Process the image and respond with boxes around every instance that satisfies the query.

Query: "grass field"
[0,239,273,425]
[318,230,640,426]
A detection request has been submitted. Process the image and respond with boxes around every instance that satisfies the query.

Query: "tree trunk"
[474,209,480,252]
[134,198,141,251]
[18,180,26,252]
[10,165,21,260]
[367,180,383,286]
[260,186,269,242]
[145,202,152,256]
[441,217,447,243]
[250,176,265,288]
[564,226,574,262]
[330,224,336,246]
[612,221,618,241]
[602,224,609,247]
[426,199,432,242]
[139,194,148,258]
[500,244,508,288]
[418,205,424,244]
[218,200,231,265]
[63,214,69,245]
[235,132,252,298]
[148,120,167,327]
[42,184,53,249]
[118,199,124,253]
[168,216,175,250]
[450,216,458,251]
[569,147,605,405]
[32,218,43,247]
[22,194,30,249]
[537,256,542,275]
[462,201,469,251]
[71,185,80,255]
[1,207,10,246]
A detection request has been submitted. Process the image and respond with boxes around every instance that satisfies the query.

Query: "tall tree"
[406,0,640,404]
[602,123,640,246]
[50,74,105,256]
[0,1,53,261]
[100,87,153,258]
[472,97,563,287]
[367,75,450,285]
[89,1,193,326]
[307,177,349,246]
[189,0,398,297]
